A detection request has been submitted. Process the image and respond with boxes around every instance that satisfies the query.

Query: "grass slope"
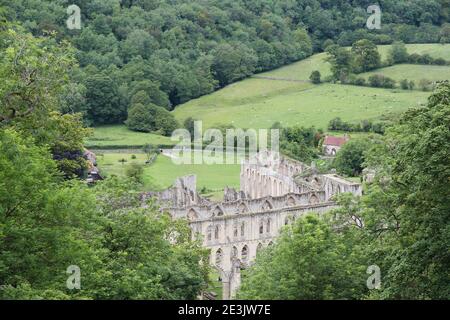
[173,83,429,130]
[360,64,450,83]
[85,125,175,148]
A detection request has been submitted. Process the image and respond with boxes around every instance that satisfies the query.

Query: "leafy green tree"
[238,214,368,300]
[212,43,258,87]
[85,73,124,124]
[360,82,450,299]
[309,70,321,84]
[351,39,381,73]
[388,41,409,64]
[326,45,353,80]
[125,103,178,136]
[333,138,371,176]
[125,162,144,183]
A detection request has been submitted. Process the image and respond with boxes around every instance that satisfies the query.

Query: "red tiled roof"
[323,135,349,147]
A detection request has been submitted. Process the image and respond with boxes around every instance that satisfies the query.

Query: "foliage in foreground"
[238,214,368,300]
[0,129,209,299]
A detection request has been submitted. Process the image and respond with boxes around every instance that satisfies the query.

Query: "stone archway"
[213,205,224,217]
[309,194,319,205]
[187,208,198,221]
[287,196,296,206]
[261,199,273,211]
[215,248,223,267]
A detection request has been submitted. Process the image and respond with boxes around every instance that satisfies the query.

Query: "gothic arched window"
[241,245,249,262]
[215,225,220,239]
[215,249,223,266]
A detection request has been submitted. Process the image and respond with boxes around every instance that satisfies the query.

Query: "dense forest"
[2,0,449,126]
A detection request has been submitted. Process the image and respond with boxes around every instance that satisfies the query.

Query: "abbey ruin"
[146,151,362,299]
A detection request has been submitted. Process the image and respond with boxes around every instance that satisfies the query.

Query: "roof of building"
[323,135,349,147]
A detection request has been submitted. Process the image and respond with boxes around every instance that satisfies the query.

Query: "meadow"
[96,151,240,194]
[85,125,175,148]
[173,83,429,130]
[360,64,450,83]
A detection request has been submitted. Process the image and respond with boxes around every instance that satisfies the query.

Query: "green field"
[378,43,450,60]
[96,152,240,193]
[256,52,331,81]
[85,125,175,148]
[257,43,450,81]
[360,64,450,83]
[173,83,429,130]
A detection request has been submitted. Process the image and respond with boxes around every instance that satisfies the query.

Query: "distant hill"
[173,44,448,130]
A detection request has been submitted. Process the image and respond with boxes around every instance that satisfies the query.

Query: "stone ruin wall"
[146,151,362,299]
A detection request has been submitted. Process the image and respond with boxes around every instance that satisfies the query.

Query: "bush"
[419,79,433,91]
[368,74,396,88]
[400,79,409,90]
[309,70,321,84]
[352,77,366,86]
[125,103,179,136]
[125,162,144,183]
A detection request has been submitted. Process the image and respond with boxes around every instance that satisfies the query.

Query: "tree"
[400,79,410,90]
[309,70,321,84]
[0,26,91,178]
[351,39,381,73]
[326,45,353,80]
[125,103,178,136]
[125,162,144,183]
[360,82,450,299]
[212,43,258,87]
[85,73,124,124]
[388,41,409,64]
[333,138,371,176]
[125,103,154,133]
[238,214,368,299]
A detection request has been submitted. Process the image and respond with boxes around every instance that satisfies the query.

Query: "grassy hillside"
[378,43,450,60]
[360,64,450,83]
[173,44,448,130]
[90,44,448,149]
[173,83,429,130]
[256,43,450,81]
[255,52,331,81]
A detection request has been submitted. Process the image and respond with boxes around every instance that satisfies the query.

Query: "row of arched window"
[208,222,246,242]
[215,242,273,267]
[259,218,271,235]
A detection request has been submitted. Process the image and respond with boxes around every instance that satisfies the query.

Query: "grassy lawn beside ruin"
[96,151,241,193]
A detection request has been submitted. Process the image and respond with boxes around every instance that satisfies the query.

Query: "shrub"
[309,70,321,84]
[353,77,366,86]
[125,103,179,136]
[125,162,144,183]
[400,79,409,90]
[419,79,433,91]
